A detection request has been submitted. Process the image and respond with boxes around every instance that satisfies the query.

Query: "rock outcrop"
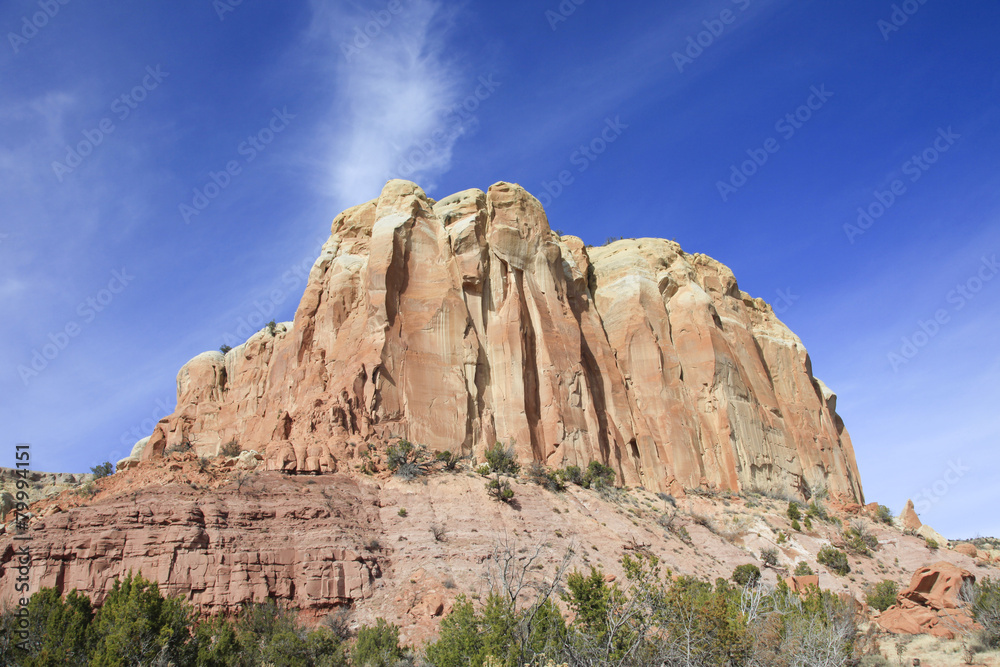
[2,470,383,614]
[878,562,977,639]
[137,180,863,501]
[0,467,93,522]
[900,499,922,531]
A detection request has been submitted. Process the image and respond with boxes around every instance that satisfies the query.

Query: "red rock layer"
[1,474,381,613]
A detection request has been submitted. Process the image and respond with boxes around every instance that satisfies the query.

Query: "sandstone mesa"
[122,179,863,503]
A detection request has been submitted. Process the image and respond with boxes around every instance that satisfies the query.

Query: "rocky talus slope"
[125,179,862,502]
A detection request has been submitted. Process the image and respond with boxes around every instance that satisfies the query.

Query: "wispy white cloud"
[307,0,472,202]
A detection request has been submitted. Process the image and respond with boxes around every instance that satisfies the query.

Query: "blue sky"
[1,0,998,538]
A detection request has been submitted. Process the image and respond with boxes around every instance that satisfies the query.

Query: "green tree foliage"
[794,561,815,576]
[732,564,762,587]
[874,504,894,524]
[787,501,802,521]
[866,580,899,612]
[2,550,865,667]
[352,618,405,667]
[817,546,851,576]
[90,461,114,479]
[2,583,348,667]
[87,572,197,666]
[14,587,93,665]
[582,461,616,490]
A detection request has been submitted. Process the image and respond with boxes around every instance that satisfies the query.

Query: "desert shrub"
[483,442,519,503]
[77,480,98,498]
[967,577,1000,648]
[926,537,939,550]
[791,518,801,532]
[90,461,114,479]
[527,461,565,492]
[794,562,815,576]
[323,608,353,642]
[219,440,241,457]
[760,547,779,567]
[352,618,405,667]
[397,508,407,517]
[733,564,761,587]
[817,546,851,576]
[197,456,211,473]
[486,477,515,503]
[844,520,879,555]
[435,450,463,471]
[866,580,899,612]
[787,501,802,521]
[656,492,676,506]
[560,465,584,486]
[219,344,232,354]
[166,440,193,455]
[874,504,894,524]
[484,442,520,476]
[266,319,277,336]
[803,516,813,531]
[807,500,829,522]
[387,439,429,480]
[582,461,616,490]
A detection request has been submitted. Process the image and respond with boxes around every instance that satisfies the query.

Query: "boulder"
[784,575,820,594]
[877,561,977,639]
[952,543,977,558]
[917,524,948,548]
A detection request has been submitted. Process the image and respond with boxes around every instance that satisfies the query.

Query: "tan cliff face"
[132,179,863,503]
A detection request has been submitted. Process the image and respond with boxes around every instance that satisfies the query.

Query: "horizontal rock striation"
[137,180,863,501]
[0,474,382,613]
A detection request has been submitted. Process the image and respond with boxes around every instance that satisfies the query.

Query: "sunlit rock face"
[140,179,863,502]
